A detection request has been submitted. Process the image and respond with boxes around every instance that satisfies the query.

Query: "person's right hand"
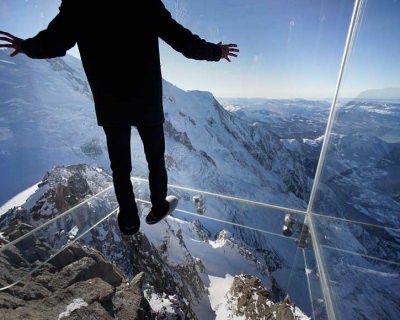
[0,31,24,57]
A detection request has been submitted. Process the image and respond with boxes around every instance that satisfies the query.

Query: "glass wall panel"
[7,1,397,319]
[311,0,400,319]
[161,181,336,318]
[1,178,323,318]
[159,0,355,212]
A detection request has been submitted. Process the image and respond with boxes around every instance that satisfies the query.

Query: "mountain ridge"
[2,49,399,319]
[0,163,310,319]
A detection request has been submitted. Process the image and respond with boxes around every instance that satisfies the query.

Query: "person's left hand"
[218,42,239,62]
[0,31,24,57]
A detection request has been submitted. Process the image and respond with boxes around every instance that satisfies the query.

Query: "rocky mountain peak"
[0,163,311,319]
[0,222,155,319]
[227,273,310,320]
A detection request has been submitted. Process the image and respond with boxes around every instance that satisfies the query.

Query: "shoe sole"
[146,195,179,225]
[117,211,140,235]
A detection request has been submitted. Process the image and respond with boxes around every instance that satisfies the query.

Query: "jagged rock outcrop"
[0,164,310,319]
[0,164,113,229]
[0,223,155,319]
[227,273,310,320]
[119,232,199,319]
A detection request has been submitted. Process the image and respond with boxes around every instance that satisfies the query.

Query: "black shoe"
[145,195,178,225]
[117,209,140,235]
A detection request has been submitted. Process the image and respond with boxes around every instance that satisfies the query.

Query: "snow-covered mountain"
[0,49,102,205]
[223,98,400,319]
[357,87,400,100]
[309,101,400,320]
[1,49,399,319]
[0,163,311,319]
[0,49,314,210]
[0,50,316,317]
[218,97,331,140]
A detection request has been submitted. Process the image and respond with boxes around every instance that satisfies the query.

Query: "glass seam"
[304,1,365,319]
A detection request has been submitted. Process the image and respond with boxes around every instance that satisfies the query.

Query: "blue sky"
[1,0,399,99]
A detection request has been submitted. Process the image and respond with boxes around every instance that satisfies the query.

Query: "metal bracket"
[192,195,205,215]
[282,214,309,248]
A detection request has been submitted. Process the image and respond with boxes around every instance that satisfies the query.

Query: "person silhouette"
[0,0,239,235]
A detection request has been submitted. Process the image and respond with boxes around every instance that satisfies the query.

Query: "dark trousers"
[103,124,168,212]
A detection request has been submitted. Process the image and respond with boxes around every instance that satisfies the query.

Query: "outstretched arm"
[155,0,239,62]
[1,1,77,60]
[0,31,24,57]
[217,42,239,62]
